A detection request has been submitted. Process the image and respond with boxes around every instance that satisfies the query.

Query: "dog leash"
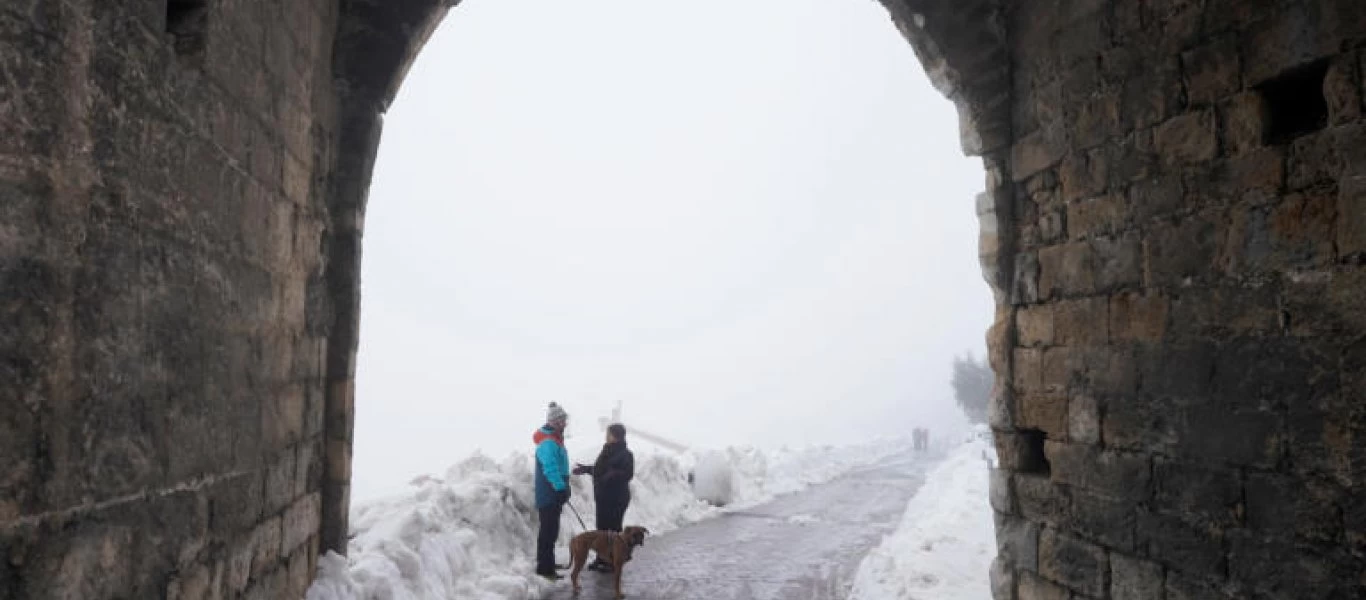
[566,501,589,532]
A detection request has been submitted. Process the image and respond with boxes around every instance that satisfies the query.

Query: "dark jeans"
[537,503,562,573]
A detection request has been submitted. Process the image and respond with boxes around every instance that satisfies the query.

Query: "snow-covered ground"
[306,438,905,600]
[848,431,995,600]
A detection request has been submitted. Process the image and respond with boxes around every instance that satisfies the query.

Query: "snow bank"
[847,434,995,600]
[307,438,903,600]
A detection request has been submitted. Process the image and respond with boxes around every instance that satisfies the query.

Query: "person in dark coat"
[533,402,572,580]
[573,423,635,573]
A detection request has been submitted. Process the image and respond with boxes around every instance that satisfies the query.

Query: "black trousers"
[595,494,630,532]
[537,504,562,572]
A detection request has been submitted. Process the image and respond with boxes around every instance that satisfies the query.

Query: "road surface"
[543,452,935,600]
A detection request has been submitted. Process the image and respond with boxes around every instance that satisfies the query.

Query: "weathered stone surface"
[1220,92,1268,154]
[1155,110,1219,165]
[1067,193,1127,240]
[1039,528,1108,597]
[1108,291,1168,342]
[1018,571,1071,600]
[1046,441,1150,501]
[1053,297,1108,346]
[1153,459,1243,528]
[1136,510,1226,573]
[1016,304,1054,347]
[1110,552,1163,600]
[995,511,1040,572]
[1067,393,1100,445]
[1182,35,1242,106]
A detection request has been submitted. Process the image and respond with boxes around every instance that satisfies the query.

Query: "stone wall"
[987,1,1366,598]
[2,0,1365,598]
[1,1,337,597]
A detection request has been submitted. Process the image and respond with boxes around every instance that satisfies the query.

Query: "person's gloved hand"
[557,488,571,505]
[572,464,589,475]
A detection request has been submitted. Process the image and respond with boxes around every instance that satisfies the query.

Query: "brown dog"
[568,526,649,598]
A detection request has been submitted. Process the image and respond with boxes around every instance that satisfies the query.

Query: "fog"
[352,0,992,501]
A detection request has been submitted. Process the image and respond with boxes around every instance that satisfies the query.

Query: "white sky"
[352,0,991,500]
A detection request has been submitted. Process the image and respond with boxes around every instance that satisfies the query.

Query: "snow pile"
[307,438,903,600]
[847,435,995,600]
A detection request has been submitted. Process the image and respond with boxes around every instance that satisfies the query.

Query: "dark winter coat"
[585,441,634,504]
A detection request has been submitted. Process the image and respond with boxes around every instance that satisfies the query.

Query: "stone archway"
[4,1,1366,598]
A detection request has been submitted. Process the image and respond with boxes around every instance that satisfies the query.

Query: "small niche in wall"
[1256,61,1330,145]
[166,0,209,58]
[1017,428,1051,476]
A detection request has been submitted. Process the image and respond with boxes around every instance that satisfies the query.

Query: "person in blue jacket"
[533,402,572,579]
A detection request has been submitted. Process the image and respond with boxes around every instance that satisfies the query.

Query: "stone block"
[1168,285,1278,341]
[1039,241,1096,299]
[1139,341,1216,398]
[1067,193,1126,240]
[1182,35,1242,106]
[1093,233,1143,292]
[263,384,307,451]
[264,450,299,515]
[1136,510,1226,573]
[1228,533,1361,598]
[995,512,1040,572]
[1016,304,1054,347]
[1288,130,1342,189]
[990,468,1015,514]
[1073,93,1121,150]
[1178,406,1281,468]
[1325,56,1362,126]
[1130,174,1184,221]
[167,562,223,600]
[1053,297,1108,346]
[1046,441,1150,501]
[1016,473,1069,526]
[1224,146,1285,195]
[1111,552,1163,600]
[249,517,282,577]
[1109,291,1168,342]
[1018,571,1070,600]
[1153,459,1243,528]
[990,557,1015,600]
[286,544,313,598]
[1242,5,1340,85]
[1066,393,1100,446]
[1018,394,1068,440]
[1155,110,1219,165]
[241,566,287,600]
[1040,347,1075,396]
[1059,151,1109,202]
[1145,212,1221,287]
[1069,488,1138,550]
[1245,472,1343,544]
[325,437,352,483]
[1165,570,1233,600]
[1014,252,1041,304]
[1039,528,1107,597]
[1014,348,1043,393]
[1220,92,1268,153]
[281,492,321,555]
[1121,61,1181,130]
[1013,130,1066,182]
[1340,174,1366,258]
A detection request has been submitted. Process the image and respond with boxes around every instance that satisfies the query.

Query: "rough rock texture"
[1,0,1364,598]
